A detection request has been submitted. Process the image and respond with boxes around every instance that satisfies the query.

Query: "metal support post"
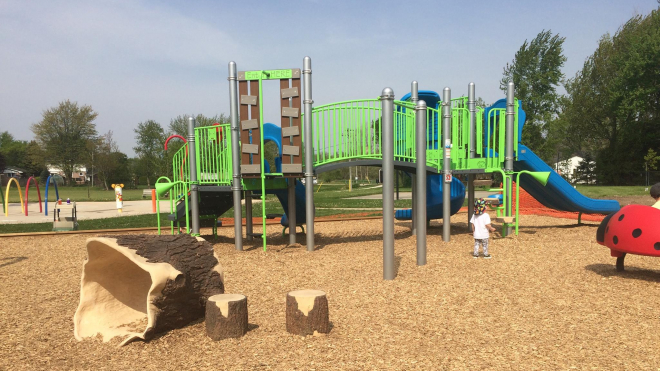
[442,88,452,242]
[288,178,296,245]
[381,87,395,280]
[245,190,253,241]
[303,56,315,251]
[415,100,427,266]
[411,81,419,234]
[187,116,200,235]
[467,82,476,226]
[228,61,243,250]
[505,82,515,236]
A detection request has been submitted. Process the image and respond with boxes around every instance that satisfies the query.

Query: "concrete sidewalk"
[1,200,173,224]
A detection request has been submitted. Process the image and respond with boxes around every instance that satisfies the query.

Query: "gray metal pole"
[505,82,515,235]
[467,82,476,227]
[245,190,253,241]
[442,88,451,242]
[187,116,200,235]
[415,99,427,266]
[228,61,243,251]
[288,178,296,245]
[303,56,315,251]
[411,81,419,234]
[381,87,395,280]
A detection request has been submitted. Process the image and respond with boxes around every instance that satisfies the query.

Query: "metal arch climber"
[4,177,24,217]
[24,176,43,216]
[44,174,60,216]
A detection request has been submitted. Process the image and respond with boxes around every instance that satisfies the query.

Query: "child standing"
[470,198,496,259]
[651,183,660,209]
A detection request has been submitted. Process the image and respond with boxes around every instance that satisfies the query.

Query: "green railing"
[482,100,519,171]
[194,124,233,185]
[171,143,190,203]
[310,99,444,171]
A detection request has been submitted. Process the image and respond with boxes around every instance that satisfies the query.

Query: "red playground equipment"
[596,204,660,271]
[24,176,43,216]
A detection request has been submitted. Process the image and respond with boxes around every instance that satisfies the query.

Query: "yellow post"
[4,178,24,217]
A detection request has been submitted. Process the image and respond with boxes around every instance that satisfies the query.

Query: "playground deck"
[2,215,660,370]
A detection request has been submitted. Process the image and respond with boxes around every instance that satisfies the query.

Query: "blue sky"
[0,0,656,156]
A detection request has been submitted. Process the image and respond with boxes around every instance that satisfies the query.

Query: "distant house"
[552,156,586,183]
[47,165,88,185]
[1,166,27,186]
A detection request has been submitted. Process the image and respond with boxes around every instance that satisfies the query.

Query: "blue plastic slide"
[514,144,620,214]
[394,175,466,221]
[271,180,308,227]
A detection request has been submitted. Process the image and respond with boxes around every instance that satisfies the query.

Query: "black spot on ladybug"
[618,214,625,221]
[655,242,660,251]
[613,236,618,245]
[632,229,642,238]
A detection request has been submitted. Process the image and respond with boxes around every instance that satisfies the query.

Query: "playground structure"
[154,57,620,279]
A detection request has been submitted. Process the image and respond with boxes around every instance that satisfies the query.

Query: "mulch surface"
[2,212,660,370]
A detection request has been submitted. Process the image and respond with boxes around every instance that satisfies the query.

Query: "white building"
[47,165,88,184]
[552,156,588,183]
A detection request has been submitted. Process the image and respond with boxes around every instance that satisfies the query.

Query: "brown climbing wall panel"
[238,79,261,177]
[280,70,303,176]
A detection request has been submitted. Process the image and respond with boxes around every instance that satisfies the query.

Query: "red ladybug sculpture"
[596,204,660,271]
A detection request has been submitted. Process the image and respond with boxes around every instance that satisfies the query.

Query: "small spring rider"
[111,184,124,213]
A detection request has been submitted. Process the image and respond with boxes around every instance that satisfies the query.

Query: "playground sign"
[444,174,452,183]
[239,69,301,81]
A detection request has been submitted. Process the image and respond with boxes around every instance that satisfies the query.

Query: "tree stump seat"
[286,290,330,336]
[205,294,248,340]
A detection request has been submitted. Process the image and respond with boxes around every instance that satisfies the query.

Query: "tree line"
[503,9,660,185]
[0,99,228,190]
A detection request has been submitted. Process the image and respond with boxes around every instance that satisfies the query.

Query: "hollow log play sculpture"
[74,234,224,346]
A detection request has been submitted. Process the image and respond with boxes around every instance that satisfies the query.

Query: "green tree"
[558,10,660,184]
[24,140,47,177]
[0,131,28,169]
[644,148,660,186]
[500,30,567,161]
[133,120,167,187]
[576,153,596,185]
[91,131,128,190]
[0,152,5,174]
[31,100,98,185]
[168,114,230,138]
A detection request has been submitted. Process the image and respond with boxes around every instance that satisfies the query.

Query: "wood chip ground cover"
[1,213,659,370]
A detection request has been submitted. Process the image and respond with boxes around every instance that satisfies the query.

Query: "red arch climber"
[24,176,43,216]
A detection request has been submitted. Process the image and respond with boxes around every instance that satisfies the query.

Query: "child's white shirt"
[470,213,491,239]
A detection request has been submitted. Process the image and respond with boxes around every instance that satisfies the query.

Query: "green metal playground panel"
[171,144,190,202]
[194,124,233,186]
[309,99,443,171]
[175,99,521,187]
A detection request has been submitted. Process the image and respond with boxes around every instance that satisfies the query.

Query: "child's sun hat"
[474,198,487,215]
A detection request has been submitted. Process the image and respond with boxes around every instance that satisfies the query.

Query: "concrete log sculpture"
[73,234,224,346]
[205,294,248,340]
[286,290,330,336]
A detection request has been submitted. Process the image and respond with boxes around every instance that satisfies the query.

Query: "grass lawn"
[574,185,651,198]
[0,213,171,234]
[2,185,150,203]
